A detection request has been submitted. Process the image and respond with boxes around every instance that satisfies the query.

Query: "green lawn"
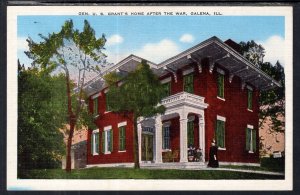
[18,167,284,179]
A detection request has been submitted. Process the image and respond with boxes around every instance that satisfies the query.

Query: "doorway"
[142,134,153,161]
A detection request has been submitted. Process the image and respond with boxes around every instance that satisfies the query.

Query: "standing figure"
[188,145,195,162]
[208,142,219,167]
[194,148,202,162]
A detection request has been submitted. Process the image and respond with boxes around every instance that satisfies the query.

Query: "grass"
[18,167,284,180]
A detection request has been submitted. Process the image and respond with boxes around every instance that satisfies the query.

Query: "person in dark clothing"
[208,142,219,167]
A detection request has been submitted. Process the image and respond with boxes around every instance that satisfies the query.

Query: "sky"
[17,16,285,67]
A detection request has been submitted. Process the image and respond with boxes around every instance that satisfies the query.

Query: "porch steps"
[140,162,206,170]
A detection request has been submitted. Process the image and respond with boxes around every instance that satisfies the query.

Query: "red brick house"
[83,36,281,167]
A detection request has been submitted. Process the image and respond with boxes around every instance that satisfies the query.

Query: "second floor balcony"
[161,91,209,111]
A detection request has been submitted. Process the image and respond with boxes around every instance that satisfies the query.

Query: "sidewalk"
[141,162,284,176]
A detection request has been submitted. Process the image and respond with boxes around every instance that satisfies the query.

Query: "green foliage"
[24,19,108,171]
[106,60,166,118]
[239,41,285,132]
[25,19,106,70]
[103,71,123,86]
[260,157,285,172]
[18,62,66,171]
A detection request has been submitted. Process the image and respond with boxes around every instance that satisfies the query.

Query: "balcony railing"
[161,92,208,110]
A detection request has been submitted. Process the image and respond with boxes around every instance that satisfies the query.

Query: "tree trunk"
[66,119,75,172]
[133,116,140,169]
[65,71,75,172]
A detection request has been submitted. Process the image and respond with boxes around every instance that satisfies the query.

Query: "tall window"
[119,126,126,151]
[102,128,113,154]
[162,126,170,149]
[162,82,171,98]
[105,93,112,111]
[217,73,224,98]
[246,126,256,153]
[183,74,194,94]
[187,121,194,147]
[216,118,225,148]
[91,130,99,155]
[247,89,253,110]
[93,98,98,115]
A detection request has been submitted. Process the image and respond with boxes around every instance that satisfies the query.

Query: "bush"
[260,157,285,172]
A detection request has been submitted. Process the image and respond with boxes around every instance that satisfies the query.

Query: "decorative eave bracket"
[187,54,202,73]
[241,81,246,91]
[229,73,234,83]
[163,66,178,83]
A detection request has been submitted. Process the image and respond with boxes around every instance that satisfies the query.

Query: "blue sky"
[18,16,285,66]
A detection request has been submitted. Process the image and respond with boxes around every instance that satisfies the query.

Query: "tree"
[18,60,66,173]
[25,20,108,172]
[105,60,166,168]
[239,41,285,132]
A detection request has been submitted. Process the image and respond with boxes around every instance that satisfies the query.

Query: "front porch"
[138,91,209,165]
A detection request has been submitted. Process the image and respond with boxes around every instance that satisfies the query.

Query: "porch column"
[155,115,162,163]
[137,121,142,163]
[199,114,205,162]
[179,115,188,162]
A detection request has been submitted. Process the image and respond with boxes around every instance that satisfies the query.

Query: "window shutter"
[220,121,225,148]
[110,130,113,152]
[123,127,126,150]
[91,133,94,154]
[252,129,257,152]
[162,127,165,149]
[95,132,99,154]
[216,121,221,148]
[248,90,253,110]
[218,74,224,98]
[119,128,121,151]
[246,128,250,151]
[102,131,105,153]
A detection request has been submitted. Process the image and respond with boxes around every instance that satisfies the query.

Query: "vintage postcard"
[7,6,292,190]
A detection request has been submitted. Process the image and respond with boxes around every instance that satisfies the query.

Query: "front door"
[142,134,153,161]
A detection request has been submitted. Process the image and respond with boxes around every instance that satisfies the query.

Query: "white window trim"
[217,115,226,122]
[247,85,253,91]
[217,96,226,101]
[247,125,255,153]
[92,129,99,155]
[92,93,101,99]
[104,125,112,131]
[104,88,109,93]
[182,67,194,76]
[118,81,124,87]
[218,147,226,151]
[118,150,126,153]
[118,121,127,127]
[103,126,112,154]
[160,77,172,84]
[217,68,225,75]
